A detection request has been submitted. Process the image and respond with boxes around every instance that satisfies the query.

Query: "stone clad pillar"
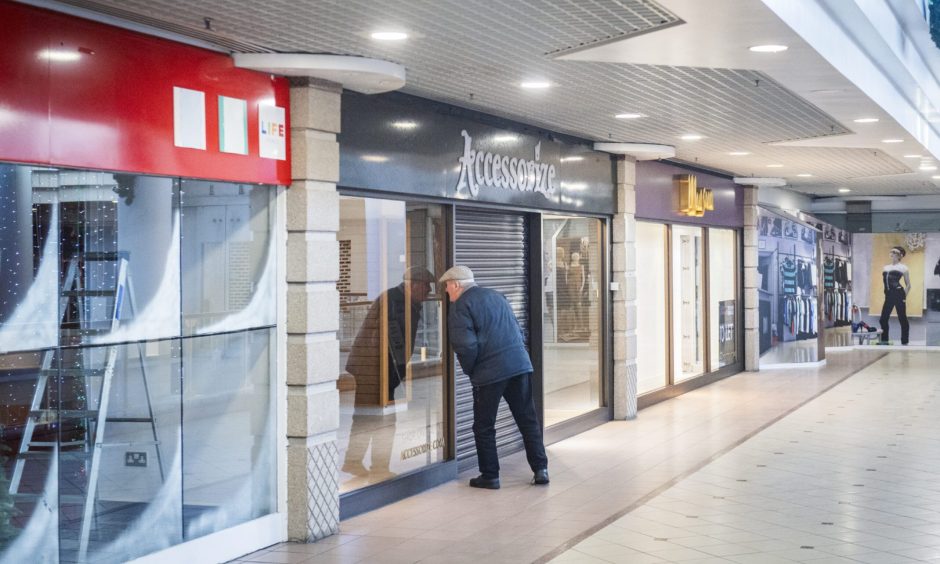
[612,157,638,420]
[286,77,342,541]
[742,185,760,371]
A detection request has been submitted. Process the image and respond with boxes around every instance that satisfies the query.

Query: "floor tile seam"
[529,352,888,564]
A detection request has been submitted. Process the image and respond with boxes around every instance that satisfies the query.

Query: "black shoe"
[469,475,500,490]
[532,468,549,485]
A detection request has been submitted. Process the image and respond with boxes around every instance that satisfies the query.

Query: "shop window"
[709,228,738,371]
[672,225,705,382]
[0,164,278,563]
[542,215,604,426]
[635,222,669,394]
[337,197,447,492]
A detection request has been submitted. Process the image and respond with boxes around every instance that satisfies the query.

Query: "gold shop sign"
[676,174,715,217]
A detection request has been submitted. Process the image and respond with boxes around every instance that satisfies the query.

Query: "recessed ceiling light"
[728,151,750,156]
[560,156,584,162]
[680,134,703,141]
[749,44,788,53]
[361,155,389,162]
[920,164,937,171]
[391,120,418,130]
[882,139,904,143]
[904,154,922,158]
[38,49,81,62]
[853,117,879,123]
[370,31,408,41]
[492,134,518,143]
[615,113,644,119]
[797,173,813,177]
[520,81,551,89]
[932,175,940,180]
[838,188,852,193]
[767,164,784,168]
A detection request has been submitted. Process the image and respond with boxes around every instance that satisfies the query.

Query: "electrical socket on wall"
[125,451,147,467]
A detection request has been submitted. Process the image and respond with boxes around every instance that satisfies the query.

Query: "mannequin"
[879,246,911,345]
[567,251,586,333]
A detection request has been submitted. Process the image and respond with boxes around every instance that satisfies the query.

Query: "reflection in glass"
[635,222,669,394]
[58,339,182,563]
[337,198,446,492]
[0,165,59,353]
[54,173,180,346]
[0,349,58,563]
[672,225,704,382]
[0,163,279,563]
[181,181,276,335]
[542,216,603,426]
[709,229,737,371]
[182,329,275,539]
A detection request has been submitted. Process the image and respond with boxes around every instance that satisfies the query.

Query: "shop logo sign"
[676,174,714,217]
[455,130,556,199]
[259,104,286,161]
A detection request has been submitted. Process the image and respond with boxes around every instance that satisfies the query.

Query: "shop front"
[335,92,616,516]
[633,162,744,406]
[0,4,288,562]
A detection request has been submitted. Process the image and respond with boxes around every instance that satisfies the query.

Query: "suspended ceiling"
[48,0,940,198]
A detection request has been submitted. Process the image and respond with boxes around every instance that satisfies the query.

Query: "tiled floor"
[227,348,940,564]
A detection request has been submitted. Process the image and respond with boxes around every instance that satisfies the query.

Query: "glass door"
[635,221,669,393]
[672,225,705,382]
[541,215,604,427]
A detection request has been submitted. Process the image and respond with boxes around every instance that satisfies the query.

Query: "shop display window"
[672,225,705,382]
[337,196,447,493]
[636,222,669,394]
[0,164,278,563]
[708,228,738,371]
[542,215,604,427]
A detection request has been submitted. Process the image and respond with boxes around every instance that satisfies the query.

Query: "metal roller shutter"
[454,208,529,471]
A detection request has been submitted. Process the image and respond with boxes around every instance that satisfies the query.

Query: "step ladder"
[7,251,165,562]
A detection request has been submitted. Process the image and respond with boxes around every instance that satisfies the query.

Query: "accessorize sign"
[456,130,556,199]
[339,92,615,215]
[676,174,715,217]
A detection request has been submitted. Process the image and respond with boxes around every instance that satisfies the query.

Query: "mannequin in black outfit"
[879,246,912,344]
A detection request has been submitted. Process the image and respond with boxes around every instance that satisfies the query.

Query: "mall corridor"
[229,349,940,563]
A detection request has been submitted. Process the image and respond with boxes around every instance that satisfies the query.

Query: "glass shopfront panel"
[542,215,603,427]
[0,164,278,563]
[672,225,705,383]
[709,229,738,371]
[636,222,669,394]
[180,181,276,335]
[337,197,447,493]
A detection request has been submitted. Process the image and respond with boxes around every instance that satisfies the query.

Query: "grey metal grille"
[453,208,528,471]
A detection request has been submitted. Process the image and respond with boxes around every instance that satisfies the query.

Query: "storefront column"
[286,77,342,541]
[612,157,639,420]
[742,185,760,371]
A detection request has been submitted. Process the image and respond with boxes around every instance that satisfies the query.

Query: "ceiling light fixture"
[933,175,940,180]
[680,134,703,141]
[904,154,922,158]
[728,151,750,156]
[615,113,644,119]
[920,165,937,171]
[560,156,584,162]
[370,31,408,41]
[391,120,418,130]
[838,188,852,193]
[882,139,904,143]
[853,117,879,123]
[520,80,551,89]
[492,134,518,143]
[38,49,81,62]
[361,155,389,162]
[749,44,788,53]
[797,173,813,177]
[767,164,784,168]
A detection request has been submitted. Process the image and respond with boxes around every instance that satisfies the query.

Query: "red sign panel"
[0,2,290,185]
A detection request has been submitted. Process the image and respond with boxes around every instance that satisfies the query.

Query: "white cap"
[438,265,474,283]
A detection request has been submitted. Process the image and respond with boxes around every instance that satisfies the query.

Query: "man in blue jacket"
[440,265,548,489]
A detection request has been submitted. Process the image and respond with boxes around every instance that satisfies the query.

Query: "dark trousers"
[880,289,909,344]
[472,372,548,479]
